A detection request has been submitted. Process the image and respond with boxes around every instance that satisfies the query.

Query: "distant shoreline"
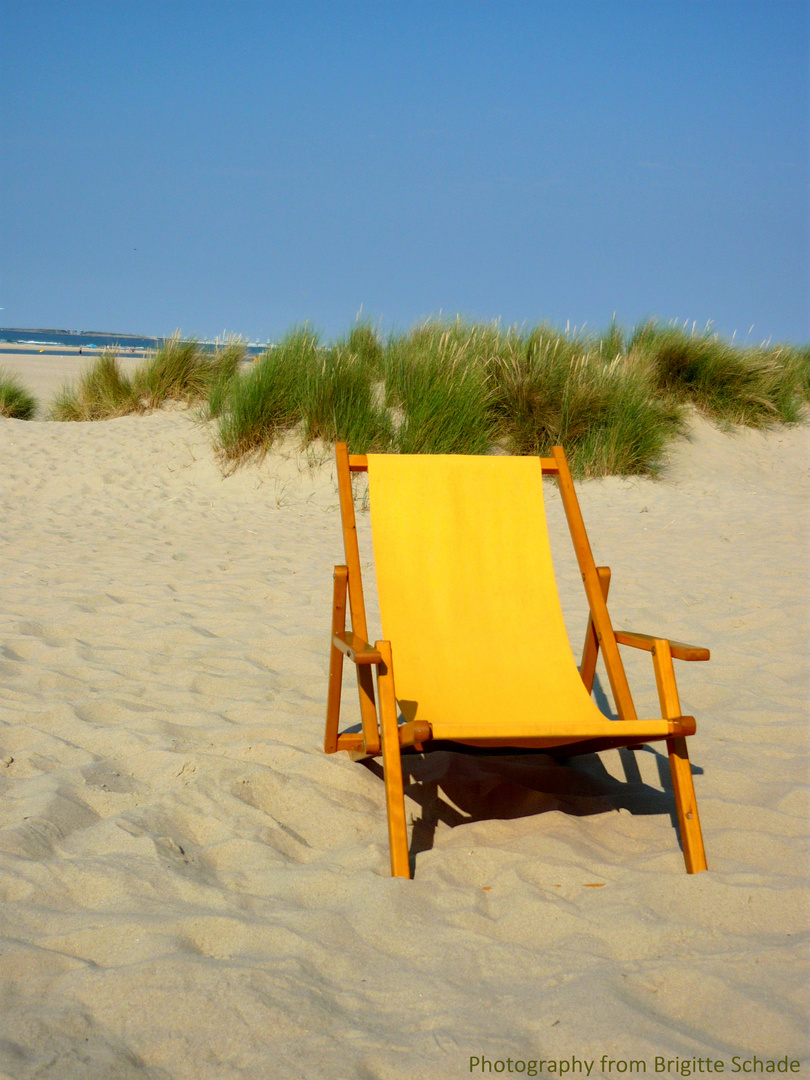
[0,327,165,350]
[0,329,266,357]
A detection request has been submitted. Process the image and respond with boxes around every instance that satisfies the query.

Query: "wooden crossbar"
[615,630,710,662]
[349,453,561,474]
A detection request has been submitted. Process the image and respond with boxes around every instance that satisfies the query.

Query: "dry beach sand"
[0,353,808,1079]
[0,344,146,400]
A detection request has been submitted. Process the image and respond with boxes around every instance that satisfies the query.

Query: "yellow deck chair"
[325,443,709,878]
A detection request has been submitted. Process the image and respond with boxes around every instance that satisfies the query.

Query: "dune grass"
[299,345,392,452]
[0,369,37,420]
[488,325,685,476]
[213,316,807,474]
[43,316,806,476]
[217,326,392,462]
[383,321,497,454]
[50,352,139,421]
[204,339,248,418]
[50,335,245,421]
[344,319,385,376]
[629,321,808,426]
[134,338,209,408]
[216,328,319,462]
[135,335,245,409]
[797,347,810,399]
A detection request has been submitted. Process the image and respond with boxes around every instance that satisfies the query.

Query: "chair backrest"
[366,454,605,735]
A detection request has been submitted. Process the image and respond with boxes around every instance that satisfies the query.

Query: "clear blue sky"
[1,0,807,344]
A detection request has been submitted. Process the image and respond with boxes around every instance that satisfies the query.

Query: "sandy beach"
[0,355,807,1079]
[0,346,147,407]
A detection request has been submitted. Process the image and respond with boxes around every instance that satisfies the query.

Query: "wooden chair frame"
[325,442,709,879]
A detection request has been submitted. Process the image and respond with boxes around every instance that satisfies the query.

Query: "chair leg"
[652,637,707,873]
[667,736,708,874]
[375,640,410,879]
[324,567,348,754]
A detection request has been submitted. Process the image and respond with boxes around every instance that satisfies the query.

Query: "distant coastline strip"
[0,328,267,357]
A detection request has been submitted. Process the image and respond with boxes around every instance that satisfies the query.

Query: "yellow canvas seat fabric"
[366,454,672,748]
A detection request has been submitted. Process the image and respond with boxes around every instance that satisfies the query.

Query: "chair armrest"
[332,630,382,665]
[615,630,709,662]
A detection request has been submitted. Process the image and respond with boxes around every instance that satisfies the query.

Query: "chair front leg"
[375,639,410,879]
[324,566,348,753]
[652,638,708,874]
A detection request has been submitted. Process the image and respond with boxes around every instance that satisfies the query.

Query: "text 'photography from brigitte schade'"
[467,1055,804,1078]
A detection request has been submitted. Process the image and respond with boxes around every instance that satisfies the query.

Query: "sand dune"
[0,372,807,1078]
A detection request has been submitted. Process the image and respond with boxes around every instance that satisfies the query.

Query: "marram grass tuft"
[0,369,38,420]
[50,352,139,421]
